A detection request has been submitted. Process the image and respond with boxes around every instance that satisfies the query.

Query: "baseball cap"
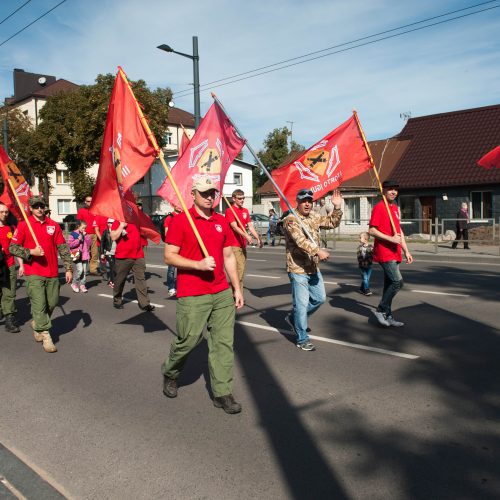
[382,179,399,189]
[296,189,314,201]
[192,175,219,193]
[29,195,46,207]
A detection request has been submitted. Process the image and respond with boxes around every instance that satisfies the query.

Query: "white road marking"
[147,264,167,269]
[98,293,165,308]
[410,289,469,297]
[246,274,281,279]
[236,320,419,359]
[247,258,267,262]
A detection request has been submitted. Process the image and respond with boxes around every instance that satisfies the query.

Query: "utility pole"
[3,116,8,153]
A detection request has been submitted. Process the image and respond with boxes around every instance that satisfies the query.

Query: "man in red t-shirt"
[0,202,24,333]
[77,195,99,275]
[224,189,262,289]
[369,179,413,327]
[110,220,154,311]
[10,196,73,353]
[161,175,244,414]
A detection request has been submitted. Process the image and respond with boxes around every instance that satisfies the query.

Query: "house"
[390,104,500,236]
[134,155,256,214]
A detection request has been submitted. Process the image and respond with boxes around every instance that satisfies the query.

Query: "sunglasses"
[198,190,217,199]
[32,203,46,209]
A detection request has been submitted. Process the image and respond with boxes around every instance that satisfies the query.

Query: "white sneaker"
[386,316,404,327]
[71,284,80,293]
[168,289,176,297]
[373,310,390,326]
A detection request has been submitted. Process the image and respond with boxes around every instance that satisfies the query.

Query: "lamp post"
[157,36,200,129]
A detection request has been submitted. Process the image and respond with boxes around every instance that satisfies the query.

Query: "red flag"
[272,115,372,210]
[90,68,160,243]
[478,145,500,169]
[178,127,191,157]
[0,146,33,220]
[157,102,245,207]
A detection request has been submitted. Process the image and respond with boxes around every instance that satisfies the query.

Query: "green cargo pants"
[1,265,17,315]
[162,288,236,398]
[25,275,60,332]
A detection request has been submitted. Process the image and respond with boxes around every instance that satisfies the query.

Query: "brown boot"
[41,332,57,353]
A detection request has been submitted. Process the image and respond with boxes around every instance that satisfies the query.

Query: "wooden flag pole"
[222,194,251,239]
[7,178,40,246]
[352,110,398,235]
[210,93,318,246]
[117,67,209,258]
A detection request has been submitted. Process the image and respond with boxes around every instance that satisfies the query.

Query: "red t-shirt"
[111,221,144,259]
[76,207,96,233]
[166,206,237,298]
[92,215,108,247]
[369,201,402,263]
[224,205,250,248]
[11,216,66,277]
[0,224,15,267]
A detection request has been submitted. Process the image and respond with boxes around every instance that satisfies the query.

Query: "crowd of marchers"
[1,176,412,415]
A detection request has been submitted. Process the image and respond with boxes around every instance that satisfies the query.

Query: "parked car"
[250,213,270,236]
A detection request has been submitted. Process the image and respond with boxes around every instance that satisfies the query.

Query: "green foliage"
[69,168,96,203]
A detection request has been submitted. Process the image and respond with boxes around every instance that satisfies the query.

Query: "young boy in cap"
[283,188,343,351]
[10,196,73,353]
[161,175,244,414]
[369,179,413,327]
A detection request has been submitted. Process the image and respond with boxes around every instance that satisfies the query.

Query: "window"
[233,173,242,186]
[344,198,360,224]
[56,169,69,184]
[164,132,173,145]
[471,191,492,219]
[367,196,380,217]
[57,199,72,215]
[399,195,416,219]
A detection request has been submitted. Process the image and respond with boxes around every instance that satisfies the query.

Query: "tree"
[255,127,303,190]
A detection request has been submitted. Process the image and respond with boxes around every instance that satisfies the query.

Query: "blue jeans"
[288,271,326,344]
[377,261,403,317]
[360,266,372,290]
[167,265,176,290]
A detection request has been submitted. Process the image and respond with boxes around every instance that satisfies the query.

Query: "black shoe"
[213,394,242,414]
[5,315,20,333]
[364,289,373,296]
[163,377,178,398]
[113,302,124,309]
[140,304,155,312]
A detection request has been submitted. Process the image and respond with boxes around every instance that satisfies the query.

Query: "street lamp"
[157,36,200,129]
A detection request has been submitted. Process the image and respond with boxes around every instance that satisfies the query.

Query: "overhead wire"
[0,0,32,26]
[173,1,500,99]
[0,0,68,48]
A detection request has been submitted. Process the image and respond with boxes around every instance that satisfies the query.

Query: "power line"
[0,0,32,26]
[173,1,500,99]
[0,0,68,48]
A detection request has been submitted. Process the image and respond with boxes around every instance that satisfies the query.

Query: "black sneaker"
[213,394,242,414]
[296,341,316,351]
[163,377,178,398]
[140,304,155,312]
[113,302,124,309]
[364,289,373,296]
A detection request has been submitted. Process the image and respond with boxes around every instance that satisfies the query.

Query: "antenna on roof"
[400,111,412,122]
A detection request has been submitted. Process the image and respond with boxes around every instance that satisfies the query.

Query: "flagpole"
[117,67,209,258]
[211,93,317,245]
[222,194,251,240]
[352,110,397,235]
[7,178,40,246]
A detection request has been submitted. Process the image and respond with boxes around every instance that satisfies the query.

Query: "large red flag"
[478,145,500,169]
[157,102,245,207]
[0,146,33,220]
[90,68,160,243]
[272,115,372,210]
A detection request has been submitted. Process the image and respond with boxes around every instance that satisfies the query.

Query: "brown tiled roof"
[168,107,195,127]
[391,104,500,189]
[256,137,411,195]
[34,79,79,97]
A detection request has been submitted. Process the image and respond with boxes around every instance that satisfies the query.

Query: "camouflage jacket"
[283,209,342,274]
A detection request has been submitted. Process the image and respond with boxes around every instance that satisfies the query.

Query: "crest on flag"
[294,142,340,182]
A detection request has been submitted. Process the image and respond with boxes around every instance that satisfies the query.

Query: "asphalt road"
[0,246,499,499]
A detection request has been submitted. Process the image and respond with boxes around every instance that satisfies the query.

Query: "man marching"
[10,196,73,353]
[161,176,244,414]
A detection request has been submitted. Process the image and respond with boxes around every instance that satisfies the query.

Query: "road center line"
[236,320,419,359]
[247,259,267,262]
[410,289,469,297]
[98,294,165,308]
[246,274,282,279]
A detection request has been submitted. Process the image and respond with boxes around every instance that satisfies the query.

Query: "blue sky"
[1,0,500,155]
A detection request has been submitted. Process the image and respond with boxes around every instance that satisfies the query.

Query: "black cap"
[382,179,399,189]
[296,189,314,201]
